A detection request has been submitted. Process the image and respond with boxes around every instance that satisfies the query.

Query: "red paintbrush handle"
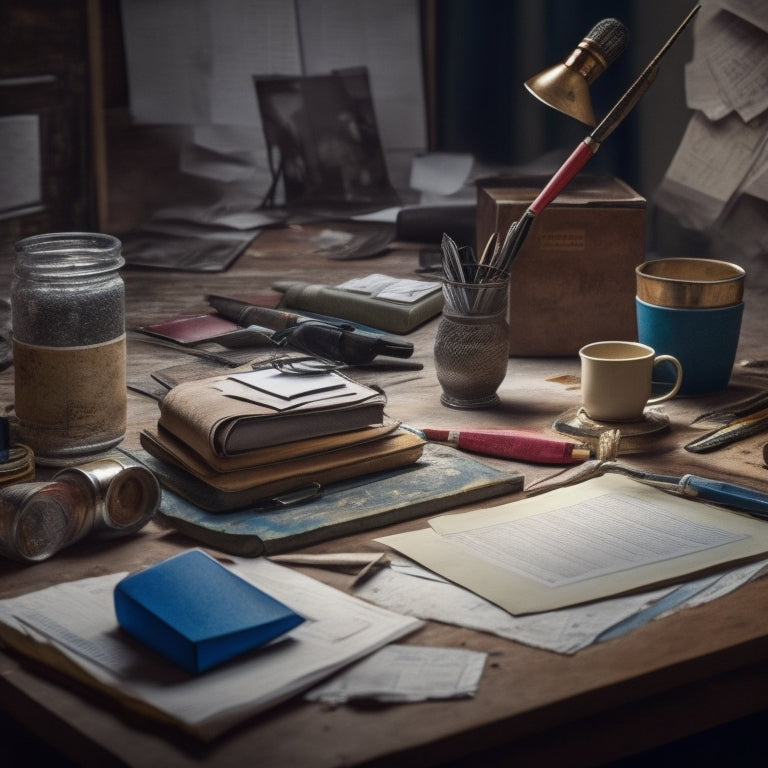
[421,428,590,465]
[529,140,596,216]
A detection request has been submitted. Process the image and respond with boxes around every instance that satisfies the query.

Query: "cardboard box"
[114,549,304,674]
[477,175,646,356]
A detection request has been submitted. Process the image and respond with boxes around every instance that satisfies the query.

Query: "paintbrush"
[490,4,701,277]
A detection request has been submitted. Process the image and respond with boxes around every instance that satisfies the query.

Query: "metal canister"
[0,481,91,563]
[53,457,160,537]
[0,458,158,563]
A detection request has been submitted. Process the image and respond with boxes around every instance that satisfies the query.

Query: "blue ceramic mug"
[635,298,744,396]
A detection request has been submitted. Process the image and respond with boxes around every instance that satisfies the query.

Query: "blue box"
[114,549,304,674]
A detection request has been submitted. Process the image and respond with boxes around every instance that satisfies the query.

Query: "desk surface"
[2,228,768,767]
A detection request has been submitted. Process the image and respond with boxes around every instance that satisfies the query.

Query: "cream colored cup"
[579,341,683,422]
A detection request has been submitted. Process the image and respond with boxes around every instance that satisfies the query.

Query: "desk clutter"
[0,555,425,740]
[130,359,523,552]
[137,364,425,509]
[10,5,768,763]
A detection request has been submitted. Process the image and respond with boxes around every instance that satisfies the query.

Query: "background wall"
[1,0,702,258]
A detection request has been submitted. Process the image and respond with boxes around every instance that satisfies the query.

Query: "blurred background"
[2,1,758,267]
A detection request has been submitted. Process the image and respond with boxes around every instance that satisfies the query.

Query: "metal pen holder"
[433,266,510,410]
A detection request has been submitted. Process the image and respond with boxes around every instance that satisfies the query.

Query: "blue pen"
[601,463,768,520]
[528,459,768,521]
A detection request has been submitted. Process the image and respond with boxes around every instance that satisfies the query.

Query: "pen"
[529,459,768,520]
[686,406,768,453]
[403,426,591,464]
[600,463,768,520]
[207,294,309,333]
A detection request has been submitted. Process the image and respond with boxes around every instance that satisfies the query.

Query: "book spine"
[279,283,442,334]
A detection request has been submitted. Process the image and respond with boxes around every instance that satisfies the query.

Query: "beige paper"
[376,474,768,615]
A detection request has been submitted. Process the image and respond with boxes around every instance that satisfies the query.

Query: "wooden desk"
[2,230,768,767]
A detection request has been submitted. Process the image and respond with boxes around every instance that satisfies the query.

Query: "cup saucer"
[552,407,670,455]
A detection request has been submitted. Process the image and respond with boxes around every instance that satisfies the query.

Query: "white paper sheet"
[656,111,768,228]
[355,556,768,655]
[377,474,768,615]
[658,0,768,253]
[304,644,486,703]
[439,493,748,588]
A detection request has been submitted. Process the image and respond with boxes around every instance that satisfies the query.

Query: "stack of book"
[139,363,425,512]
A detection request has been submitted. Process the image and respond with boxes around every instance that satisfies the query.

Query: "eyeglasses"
[251,354,341,376]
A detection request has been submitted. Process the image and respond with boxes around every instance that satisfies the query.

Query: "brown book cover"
[139,426,425,511]
[476,175,645,356]
[158,366,386,456]
[149,420,402,475]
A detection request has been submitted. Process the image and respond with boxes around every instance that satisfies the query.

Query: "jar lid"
[14,232,124,278]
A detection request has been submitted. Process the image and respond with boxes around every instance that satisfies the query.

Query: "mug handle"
[647,354,683,404]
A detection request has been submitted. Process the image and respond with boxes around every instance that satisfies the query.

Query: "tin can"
[0,458,159,563]
[53,457,160,537]
[0,481,92,563]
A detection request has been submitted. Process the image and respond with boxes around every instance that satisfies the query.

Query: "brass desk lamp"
[524,17,630,127]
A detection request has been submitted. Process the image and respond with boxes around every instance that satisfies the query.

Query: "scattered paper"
[0,556,422,741]
[656,111,768,229]
[376,474,768,615]
[229,369,348,400]
[120,0,426,203]
[436,493,748,588]
[355,556,768,655]
[721,0,768,33]
[657,1,768,257]
[336,274,440,303]
[305,644,486,703]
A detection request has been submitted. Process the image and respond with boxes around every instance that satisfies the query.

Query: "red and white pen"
[405,426,591,465]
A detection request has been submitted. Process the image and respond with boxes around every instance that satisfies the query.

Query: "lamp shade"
[524,18,629,126]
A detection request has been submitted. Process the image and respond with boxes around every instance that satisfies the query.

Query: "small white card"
[228,369,347,401]
[337,274,440,303]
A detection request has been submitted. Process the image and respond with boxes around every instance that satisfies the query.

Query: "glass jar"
[11,232,126,465]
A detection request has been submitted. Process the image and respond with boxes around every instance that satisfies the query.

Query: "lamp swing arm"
[526,3,700,220]
[589,4,701,151]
